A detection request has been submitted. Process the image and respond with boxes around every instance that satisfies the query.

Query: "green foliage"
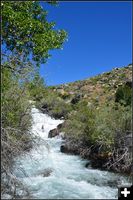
[90,75,100,84]
[62,103,96,140]
[75,100,89,109]
[38,92,72,118]
[48,86,56,90]
[62,102,131,151]
[2,1,67,65]
[38,91,60,107]
[115,84,132,106]
[52,100,72,118]
[26,73,46,101]
[2,68,32,131]
[90,104,131,148]
[1,67,12,93]
[120,73,126,79]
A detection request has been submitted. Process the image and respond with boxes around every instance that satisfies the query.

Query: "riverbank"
[60,134,132,175]
[46,119,132,176]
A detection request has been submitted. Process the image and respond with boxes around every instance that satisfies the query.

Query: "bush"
[37,92,61,108]
[37,91,72,118]
[62,101,131,153]
[1,67,33,196]
[89,104,131,149]
[62,103,96,141]
[52,100,72,118]
[115,84,132,106]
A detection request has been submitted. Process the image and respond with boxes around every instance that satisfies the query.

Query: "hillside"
[37,64,132,175]
[49,64,132,108]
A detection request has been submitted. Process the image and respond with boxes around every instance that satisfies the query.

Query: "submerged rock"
[85,162,91,168]
[39,168,53,177]
[60,145,68,153]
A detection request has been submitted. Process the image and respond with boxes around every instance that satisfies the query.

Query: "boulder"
[48,122,64,138]
[60,142,79,155]
[48,128,59,138]
[57,123,63,130]
[60,145,68,153]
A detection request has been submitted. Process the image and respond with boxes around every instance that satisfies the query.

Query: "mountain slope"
[38,64,132,174]
[50,64,132,107]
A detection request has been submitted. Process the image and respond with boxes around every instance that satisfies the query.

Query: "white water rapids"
[12,107,131,199]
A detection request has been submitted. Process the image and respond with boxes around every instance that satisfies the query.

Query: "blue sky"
[40,1,132,86]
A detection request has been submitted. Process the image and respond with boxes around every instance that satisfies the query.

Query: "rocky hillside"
[49,64,132,108]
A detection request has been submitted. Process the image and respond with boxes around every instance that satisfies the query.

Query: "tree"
[2,1,67,65]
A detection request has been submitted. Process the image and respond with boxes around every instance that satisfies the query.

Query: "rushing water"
[12,107,131,199]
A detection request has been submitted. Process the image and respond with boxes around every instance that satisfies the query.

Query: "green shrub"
[62,104,96,141]
[62,112,85,138]
[38,91,72,118]
[115,84,132,106]
[2,68,32,131]
[120,73,126,79]
[62,101,131,152]
[86,103,131,151]
[38,92,59,108]
[52,100,72,118]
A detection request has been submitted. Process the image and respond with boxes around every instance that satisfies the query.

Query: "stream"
[13,107,131,199]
